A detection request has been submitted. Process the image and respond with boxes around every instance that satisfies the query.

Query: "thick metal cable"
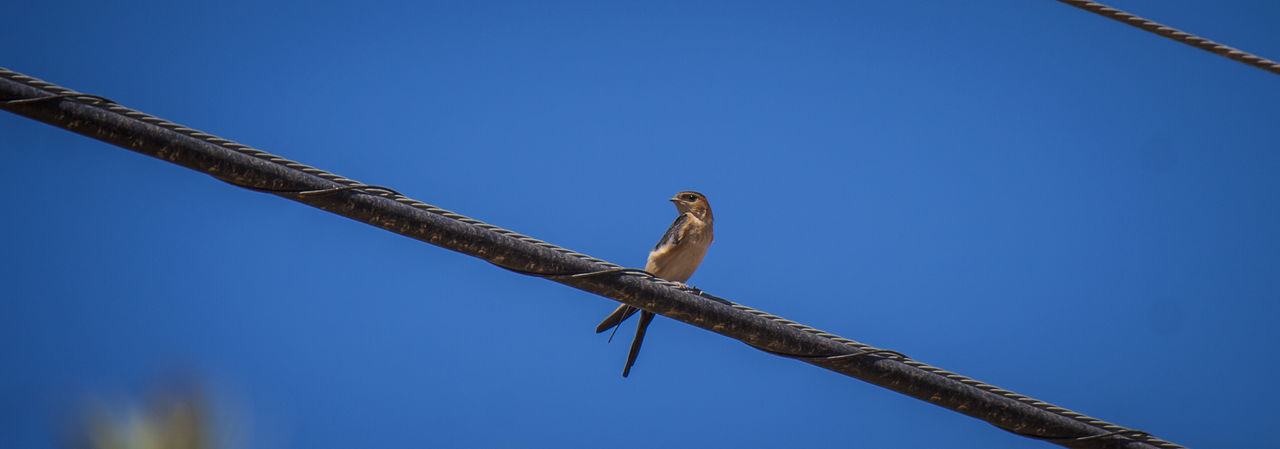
[0,67,1185,449]
[1058,0,1280,76]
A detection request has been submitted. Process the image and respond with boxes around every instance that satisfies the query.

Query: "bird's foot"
[679,283,704,295]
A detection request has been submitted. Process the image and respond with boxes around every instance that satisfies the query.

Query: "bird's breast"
[645,225,712,283]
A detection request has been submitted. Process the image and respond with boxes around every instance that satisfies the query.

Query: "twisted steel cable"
[1058,0,1280,76]
[1,67,1185,449]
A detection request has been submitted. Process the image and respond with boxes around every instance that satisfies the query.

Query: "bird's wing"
[652,213,690,251]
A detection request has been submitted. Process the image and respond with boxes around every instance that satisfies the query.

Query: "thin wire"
[497,265,653,280]
[2,92,115,105]
[1058,0,1280,76]
[213,177,406,198]
[0,67,1185,449]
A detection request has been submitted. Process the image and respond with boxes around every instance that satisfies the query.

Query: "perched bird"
[597,191,714,377]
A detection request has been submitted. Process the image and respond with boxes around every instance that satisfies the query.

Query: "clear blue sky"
[3,1,1278,448]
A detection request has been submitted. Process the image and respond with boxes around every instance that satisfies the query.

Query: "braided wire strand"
[7,72,625,271]
[724,304,1183,448]
[1,67,1184,448]
[1058,0,1280,76]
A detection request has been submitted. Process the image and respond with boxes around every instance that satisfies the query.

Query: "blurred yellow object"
[80,388,208,449]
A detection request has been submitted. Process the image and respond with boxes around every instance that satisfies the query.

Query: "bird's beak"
[669,198,682,203]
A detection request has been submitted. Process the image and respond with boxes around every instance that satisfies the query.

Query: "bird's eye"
[684,194,698,201]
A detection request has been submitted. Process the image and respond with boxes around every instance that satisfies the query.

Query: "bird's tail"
[622,311,656,377]
[595,304,641,335]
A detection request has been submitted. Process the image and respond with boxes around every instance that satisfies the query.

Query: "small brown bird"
[597,191,714,377]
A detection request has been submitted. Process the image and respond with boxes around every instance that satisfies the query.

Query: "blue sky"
[2,1,1278,448]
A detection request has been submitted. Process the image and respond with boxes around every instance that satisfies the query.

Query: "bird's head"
[670,191,712,220]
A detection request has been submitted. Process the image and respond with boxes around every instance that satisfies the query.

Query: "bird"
[597,191,714,377]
